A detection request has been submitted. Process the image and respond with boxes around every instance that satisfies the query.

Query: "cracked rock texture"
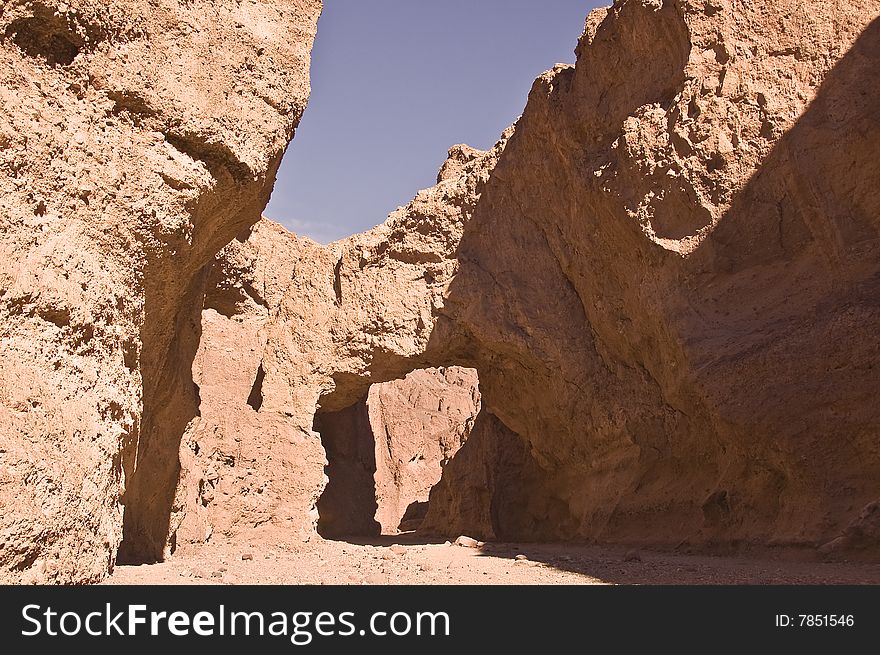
[3,0,880,585]
[0,0,320,583]
[370,366,479,534]
[309,366,480,539]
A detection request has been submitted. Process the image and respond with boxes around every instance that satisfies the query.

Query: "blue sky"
[265,0,602,243]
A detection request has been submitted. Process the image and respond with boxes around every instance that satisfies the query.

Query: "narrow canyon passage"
[311,365,566,545]
[314,367,481,540]
[314,397,381,538]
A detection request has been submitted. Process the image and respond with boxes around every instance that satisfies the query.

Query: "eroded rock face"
[432,0,880,552]
[0,0,320,583]
[177,235,481,543]
[172,222,328,551]
[5,0,877,582]
[180,330,479,543]
[419,408,554,542]
[260,137,507,421]
[173,136,505,546]
[191,0,880,559]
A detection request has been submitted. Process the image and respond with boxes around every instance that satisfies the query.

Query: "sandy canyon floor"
[104,537,880,586]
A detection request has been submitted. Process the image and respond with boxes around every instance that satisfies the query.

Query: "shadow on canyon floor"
[105,538,880,585]
[470,543,880,585]
[325,533,450,548]
[413,13,880,553]
[304,533,880,585]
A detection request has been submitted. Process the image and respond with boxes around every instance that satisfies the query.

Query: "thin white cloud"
[263,213,358,245]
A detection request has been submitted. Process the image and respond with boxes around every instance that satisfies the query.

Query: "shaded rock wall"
[173,222,327,552]
[0,0,321,583]
[433,0,880,553]
[179,308,480,542]
[420,409,556,542]
[5,0,878,583]
[314,397,378,539]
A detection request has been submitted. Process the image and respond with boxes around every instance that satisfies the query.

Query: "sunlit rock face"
[0,0,321,583]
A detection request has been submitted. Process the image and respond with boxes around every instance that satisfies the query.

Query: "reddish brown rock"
[183,0,880,560]
[370,367,479,534]
[5,0,879,586]
[172,221,328,551]
[172,133,506,547]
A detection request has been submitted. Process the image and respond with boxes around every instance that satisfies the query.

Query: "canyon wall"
[172,136,505,547]
[430,0,880,554]
[0,0,321,583]
[310,366,479,539]
[193,0,880,559]
[370,366,479,534]
[172,221,328,551]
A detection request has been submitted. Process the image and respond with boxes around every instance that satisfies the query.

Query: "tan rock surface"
[173,221,328,552]
[4,0,880,585]
[0,0,321,583]
[420,409,551,542]
[308,366,480,538]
